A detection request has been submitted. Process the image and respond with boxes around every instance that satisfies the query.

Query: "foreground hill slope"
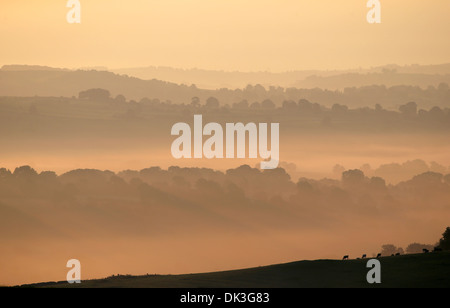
[20,252,450,288]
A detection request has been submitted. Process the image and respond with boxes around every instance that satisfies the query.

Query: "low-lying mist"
[1,164,449,286]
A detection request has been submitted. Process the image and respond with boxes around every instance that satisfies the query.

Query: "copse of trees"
[381,226,450,256]
[406,243,435,254]
[14,87,448,132]
[1,164,450,244]
[2,164,449,206]
[261,99,276,109]
[79,88,111,101]
[114,94,127,104]
[399,101,418,117]
[205,97,220,109]
[2,68,449,109]
[381,244,404,256]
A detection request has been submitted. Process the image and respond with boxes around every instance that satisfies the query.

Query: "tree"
[114,94,127,104]
[399,102,417,117]
[438,227,450,250]
[282,100,297,112]
[333,165,346,178]
[13,166,38,178]
[342,169,365,186]
[261,99,275,109]
[381,244,403,256]
[191,97,200,108]
[298,99,314,112]
[406,243,434,254]
[250,102,261,109]
[429,106,445,120]
[0,168,12,179]
[205,97,220,109]
[139,97,152,105]
[233,100,248,109]
[79,88,111,101]
[370,177,386,190]
[331,104,348,113]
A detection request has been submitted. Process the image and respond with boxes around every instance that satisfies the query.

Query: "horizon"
[2,62,450,75]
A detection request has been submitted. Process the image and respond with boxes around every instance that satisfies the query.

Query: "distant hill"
[1,65,70,72]
[0,68,202,102]
[296,72,450,90]
[18,252,450,288]
[1,65,449,108]
[112,63,450,90]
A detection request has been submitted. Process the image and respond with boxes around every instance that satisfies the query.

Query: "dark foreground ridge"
[17,252,450,288]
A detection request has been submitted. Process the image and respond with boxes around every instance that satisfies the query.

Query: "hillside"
[0,68,200,103]
[1,65,450,109]
[19,252,450,288]
[113,64,450,90]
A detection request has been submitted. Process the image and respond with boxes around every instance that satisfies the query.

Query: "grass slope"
[19,252,450,288]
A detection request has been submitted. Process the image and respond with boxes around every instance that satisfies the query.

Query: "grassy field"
[17,252,450,288]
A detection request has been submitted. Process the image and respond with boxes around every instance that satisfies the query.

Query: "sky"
[0,0,449,71]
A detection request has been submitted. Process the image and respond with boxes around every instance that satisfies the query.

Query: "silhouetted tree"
[261,99,275,109]
[406,243,435,254]
[114,94,127,104]
[282,100,297,112]
[205,97,220,108]
[79,88,111,101]
[139,97,152,105]
[332,104,348,114]
[429,106,445,120]
[0,168,12,179]
[13,166,38,178]
[342,169,365,186]
[39,171,57,180]
[410,172,444,189]
[297,180,314,194]
[233,100,249,109]
[399,102,417,117]
[369,177,386,190]
[250,102,261,109]
[332,165,346,178]
[437,227,450,251]
[381,244,403,256]
[191,97,200,108]
[298,99,314,113]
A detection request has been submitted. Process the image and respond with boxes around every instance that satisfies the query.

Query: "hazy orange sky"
[0,0,449,71]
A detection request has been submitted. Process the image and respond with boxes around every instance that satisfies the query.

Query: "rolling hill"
[1,65,450,109]
[18,252,450,288]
